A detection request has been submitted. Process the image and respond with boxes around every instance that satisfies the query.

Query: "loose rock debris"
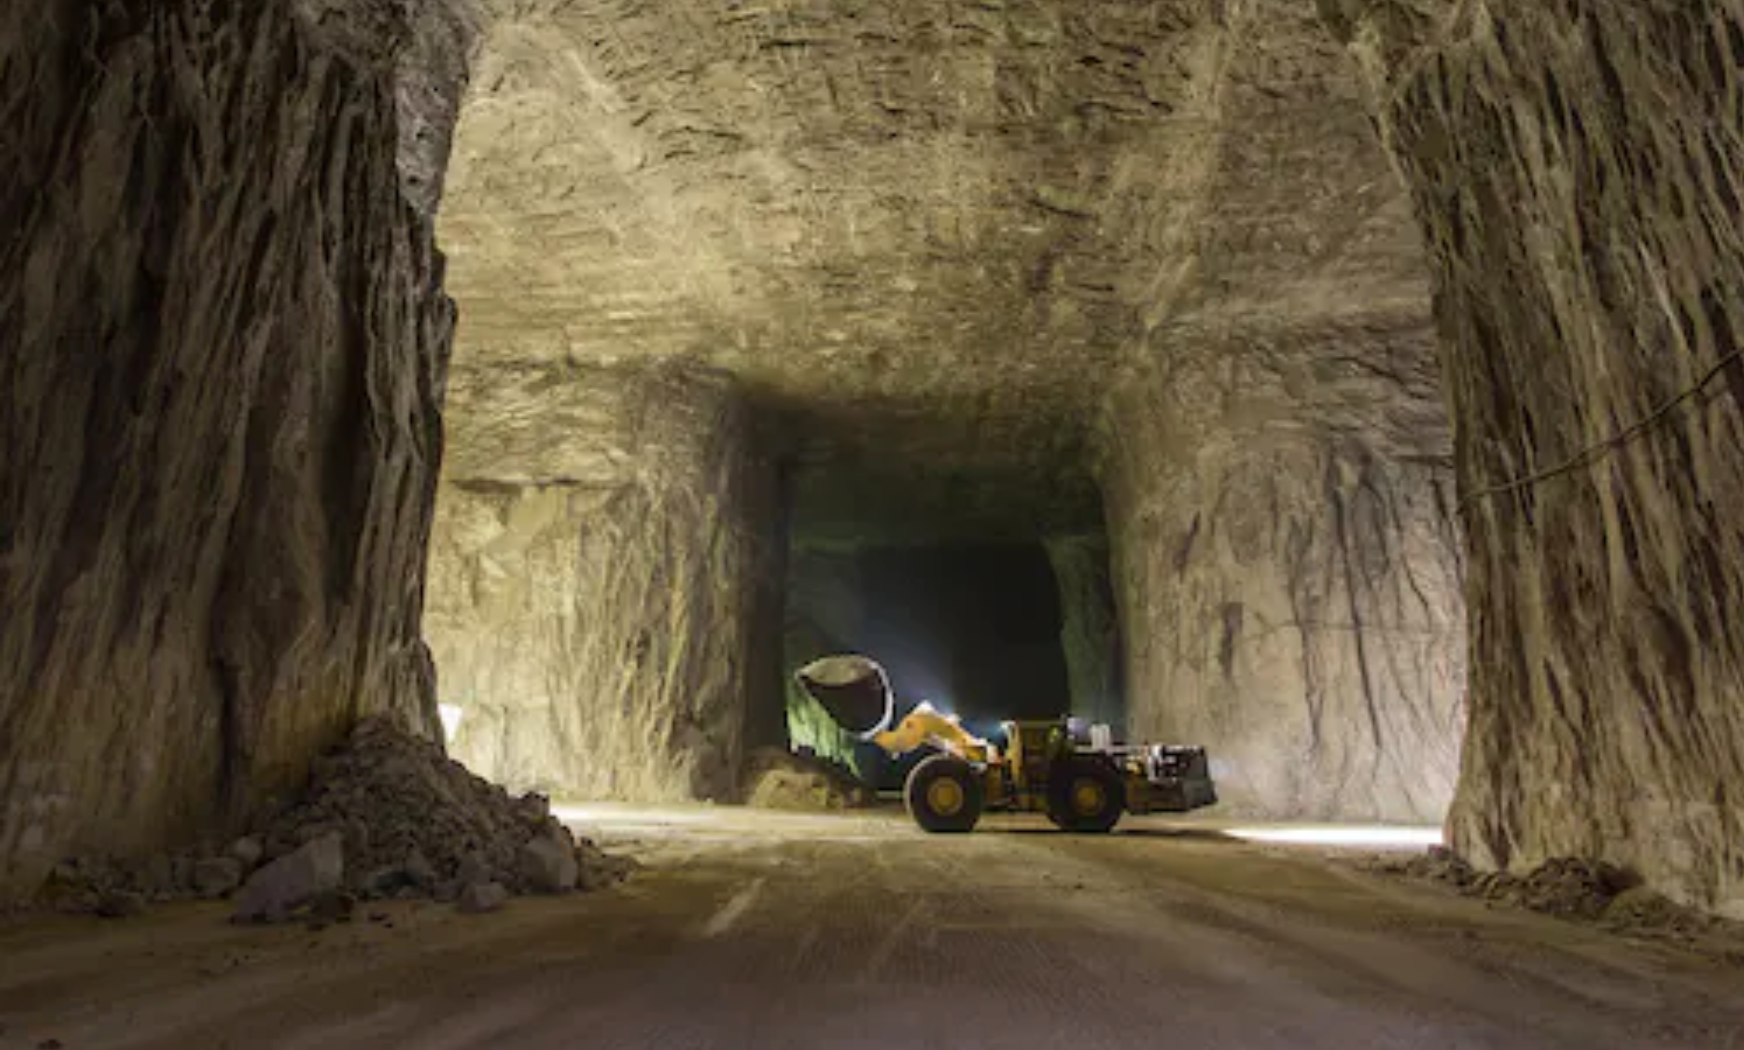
[1394,850,1638,920]
[40,718,632,922]
[1370,847,1744,954]
[744,746,874,811]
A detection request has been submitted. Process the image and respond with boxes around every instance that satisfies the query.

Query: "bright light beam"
[552,804,718,826]
[1223,825,1444,849]
[438,703,465,743]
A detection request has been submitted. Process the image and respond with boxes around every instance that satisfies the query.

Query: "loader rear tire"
[905,754,984,833]
[1047,757,1125,834]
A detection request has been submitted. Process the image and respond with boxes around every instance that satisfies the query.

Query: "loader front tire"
[905,754,984,833]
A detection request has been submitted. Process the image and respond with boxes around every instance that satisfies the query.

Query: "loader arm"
[870,704,994,765]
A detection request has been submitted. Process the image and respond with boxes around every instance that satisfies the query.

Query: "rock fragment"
[228,836,264,870]
[519,830,579,893]
[457,853,492,888]
[233,834,345,923]
[457,881,509,914]
[404,848,437,888]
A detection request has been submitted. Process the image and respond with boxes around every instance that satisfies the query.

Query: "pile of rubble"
[41,718,630,923]
[744,746,874,811]
[1394,850,1636,920]
[1379,847,1728,939]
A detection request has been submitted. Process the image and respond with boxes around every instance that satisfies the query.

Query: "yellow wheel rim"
[927,778,965,816]
[1072,779,1106,816]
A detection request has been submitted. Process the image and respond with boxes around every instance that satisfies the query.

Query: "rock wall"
[1046,536,1125,730]
[1337,0,1744,914]
[0,1,471,896]
[426,363,780,802]
[1101,323,1467,822]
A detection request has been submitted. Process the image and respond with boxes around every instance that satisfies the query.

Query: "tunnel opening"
[783,538,1107,793]
[778,453,1124,793]
[790,541,1075,726]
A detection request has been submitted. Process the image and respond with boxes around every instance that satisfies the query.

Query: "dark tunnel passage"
[853,543,1074,724]
[782,535,1123,789]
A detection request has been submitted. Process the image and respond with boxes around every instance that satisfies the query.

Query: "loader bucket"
[794,654,895,739]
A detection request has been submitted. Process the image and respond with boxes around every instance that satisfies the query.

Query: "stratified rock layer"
[425,363,781,802]
[1102,323,1467,823]
[0,1,469,897]
[1346,0,1744,915]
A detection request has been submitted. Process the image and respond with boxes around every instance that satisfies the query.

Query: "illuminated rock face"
[424,363,783,802]
[1072,0,1467,824]
[1103,328,1467,824]
[1340,0,1744,915]
[0,0,471,896]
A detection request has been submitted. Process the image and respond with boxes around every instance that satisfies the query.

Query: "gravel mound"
[40,718,631,921]
[1378,847,1741,947]
[745,746,873,811]
[1383,848,1634,919]
[1600,886,1721,937]
[1479,857,1638,920]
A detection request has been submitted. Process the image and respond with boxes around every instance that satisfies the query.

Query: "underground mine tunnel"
[4,1,1744,1046]
[781,538,1095,790]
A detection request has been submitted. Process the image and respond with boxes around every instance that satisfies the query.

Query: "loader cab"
[999,718,1071,794]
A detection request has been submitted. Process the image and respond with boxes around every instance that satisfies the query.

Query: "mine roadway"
[3,808,1743,1050]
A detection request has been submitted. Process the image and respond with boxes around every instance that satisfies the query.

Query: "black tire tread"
[904,754,985,834]
[1046,755,1125,834]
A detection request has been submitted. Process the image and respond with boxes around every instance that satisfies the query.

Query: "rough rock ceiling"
[439,0,1432,538]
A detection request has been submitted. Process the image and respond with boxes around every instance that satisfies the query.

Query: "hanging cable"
[1457,347,1744,516]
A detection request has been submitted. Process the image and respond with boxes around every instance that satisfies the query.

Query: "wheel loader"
[794,654,1218,834]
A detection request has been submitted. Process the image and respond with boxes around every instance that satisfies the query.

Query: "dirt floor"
[3,807,1743,1049]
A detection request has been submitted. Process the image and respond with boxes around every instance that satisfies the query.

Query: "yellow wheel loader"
[795,654,1218,834]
